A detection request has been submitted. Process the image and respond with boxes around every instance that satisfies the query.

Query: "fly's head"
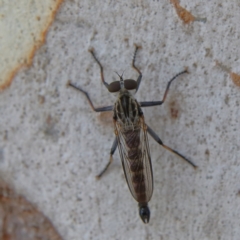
[107,72,138,94]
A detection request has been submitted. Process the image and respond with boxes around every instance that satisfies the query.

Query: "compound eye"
[124,79,137,90]
[108,81,121,92]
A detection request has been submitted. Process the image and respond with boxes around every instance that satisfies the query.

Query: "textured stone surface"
[0,0,240,239]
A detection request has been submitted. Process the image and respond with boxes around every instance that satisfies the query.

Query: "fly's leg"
[132,45,142,93]
[96,138,118,179]
[140,68,188,107]
[89,48,109,89]
[147,125,197,168]
[68,81,113,112]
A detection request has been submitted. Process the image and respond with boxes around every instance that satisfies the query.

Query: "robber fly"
[68,46,196,224]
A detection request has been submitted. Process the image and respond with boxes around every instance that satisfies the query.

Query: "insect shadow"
[68,45,197,224]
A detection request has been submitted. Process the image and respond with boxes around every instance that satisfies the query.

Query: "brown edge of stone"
[0,0,64,91]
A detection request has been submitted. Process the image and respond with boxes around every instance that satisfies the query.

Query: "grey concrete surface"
[1,0,240,239]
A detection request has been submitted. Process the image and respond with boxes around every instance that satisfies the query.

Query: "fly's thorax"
[113,89,142,129]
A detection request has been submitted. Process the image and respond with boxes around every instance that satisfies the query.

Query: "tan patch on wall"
[0,178,63,239]
[0,0,64,91]
[215,60,240,87]
[170,0,206,24]
[168,99,180,119]
[98,112,113,127]
[230,72,240,87]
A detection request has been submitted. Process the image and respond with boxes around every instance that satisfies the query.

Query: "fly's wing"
[115,116,153,203]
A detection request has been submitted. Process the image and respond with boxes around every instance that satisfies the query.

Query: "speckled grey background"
[1,0,240,239]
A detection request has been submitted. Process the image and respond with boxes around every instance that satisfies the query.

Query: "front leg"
[140,69,188,107]
[68,81,113,112]
[132,45,142,93]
